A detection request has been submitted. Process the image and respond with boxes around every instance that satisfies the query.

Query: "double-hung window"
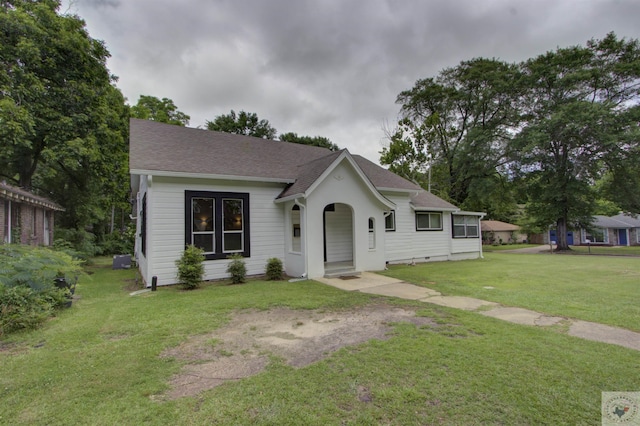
[452,215,479,238]
[416,212,442,231]
[385,210,396,231]
[185,191,250,260]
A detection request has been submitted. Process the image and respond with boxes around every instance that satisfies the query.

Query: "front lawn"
[382,252,640,331]
[1,257,638,425]
[570,245,640,256]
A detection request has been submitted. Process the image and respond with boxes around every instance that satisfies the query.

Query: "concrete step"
[324,269,361,279]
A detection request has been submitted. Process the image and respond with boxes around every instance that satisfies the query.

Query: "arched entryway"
[323,203,354,274]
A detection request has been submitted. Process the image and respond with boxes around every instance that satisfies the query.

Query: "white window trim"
[416,212,443,231]
[452,215,479,238]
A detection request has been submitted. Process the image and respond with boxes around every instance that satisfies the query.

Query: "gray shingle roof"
[129,119,459,210]
[130,118,331,180]
[593,214,640,228]
[481,220,521,232]
[277,150,344,199]
[410,191,458,210]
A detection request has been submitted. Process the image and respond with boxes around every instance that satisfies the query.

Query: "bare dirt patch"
[159,304,435,399]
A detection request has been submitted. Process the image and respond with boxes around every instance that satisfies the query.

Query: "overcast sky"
[62,0,640,164]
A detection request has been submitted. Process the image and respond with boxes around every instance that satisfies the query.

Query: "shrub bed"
[0,245,85,336]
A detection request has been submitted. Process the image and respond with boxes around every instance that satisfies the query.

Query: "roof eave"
[130,169,295,184]
[274,193,305,204]
[411,205,459,212]
[378,187,421,193]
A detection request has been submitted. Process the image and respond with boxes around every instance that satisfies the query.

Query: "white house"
[130,119,484,286]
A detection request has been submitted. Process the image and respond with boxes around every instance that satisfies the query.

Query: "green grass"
[482,243,542,251]
[569,245,640,256]
[0,256,638,425]
[381,252,640,331]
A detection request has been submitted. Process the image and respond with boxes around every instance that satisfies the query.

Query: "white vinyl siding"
[382,194,452,262]
[144,176,286,286]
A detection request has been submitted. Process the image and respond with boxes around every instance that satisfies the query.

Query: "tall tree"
[513,33,640,250]
[206,110,277,139]
[130,95,190,126]
[279,132,340,151]
[381,58,523,218]
[0,0,129,230]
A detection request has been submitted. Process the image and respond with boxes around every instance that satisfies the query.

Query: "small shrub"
[99,224,135,256]
[226,254,246,284]
[0,285,67,336]
[175,245,204,290]
[265,257,283,281]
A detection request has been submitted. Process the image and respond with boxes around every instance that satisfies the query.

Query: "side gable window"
[385,210,395,231]
[452,215,479,238]
[185,191,250,260]
[416,212,442,231]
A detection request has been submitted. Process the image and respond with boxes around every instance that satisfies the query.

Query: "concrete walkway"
[316,272,640,352]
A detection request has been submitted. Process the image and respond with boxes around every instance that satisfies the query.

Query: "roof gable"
[277,150,394,209]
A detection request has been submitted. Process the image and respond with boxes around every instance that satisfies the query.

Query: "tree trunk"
[556,217,570,251]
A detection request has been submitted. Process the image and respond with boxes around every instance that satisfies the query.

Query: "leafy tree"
[382,59,523,216]
[130,95,190,126]
[279,132,339,151]
[0,0,129,232]
[206,110,277,139]
[512,33,640,250]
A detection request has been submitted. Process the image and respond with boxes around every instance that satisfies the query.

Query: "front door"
[618,229,628,246]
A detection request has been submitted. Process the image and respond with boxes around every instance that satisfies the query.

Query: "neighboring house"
[130,119,484,286]
[480,220,526,245]
[579,214,640,246]
[1,181,63,246]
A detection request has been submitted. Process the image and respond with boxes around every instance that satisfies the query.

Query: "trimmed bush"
[175,245,205,290]
[265,257,283,281]
[226,254,246,284]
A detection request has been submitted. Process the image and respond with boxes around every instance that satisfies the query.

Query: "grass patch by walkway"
[0,257,638,424]
[381,252,640,331]
[482,243,541,251]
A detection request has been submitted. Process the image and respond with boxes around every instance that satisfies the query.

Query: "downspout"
[479,218,484,259]
[289,198,308,282]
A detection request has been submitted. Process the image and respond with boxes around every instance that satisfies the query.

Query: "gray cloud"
[63,0,640,162]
